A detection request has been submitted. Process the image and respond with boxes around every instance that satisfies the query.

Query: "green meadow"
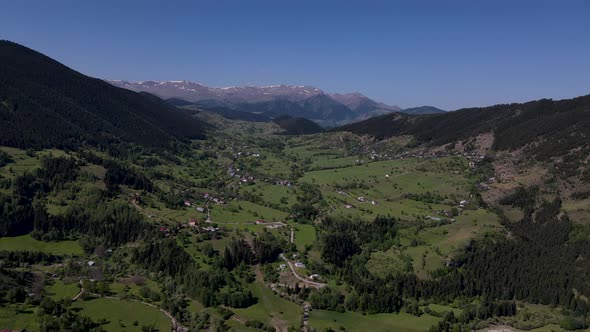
[72,298,171,332]
[309,309,442,332]
[0,234,83,256]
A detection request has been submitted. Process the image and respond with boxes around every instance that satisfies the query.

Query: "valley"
[1,40,590,332]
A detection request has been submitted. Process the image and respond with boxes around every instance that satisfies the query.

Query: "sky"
[2,0,590,110]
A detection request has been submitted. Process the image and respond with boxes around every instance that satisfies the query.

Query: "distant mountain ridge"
[109,80,403,126]
[401,105,446,115]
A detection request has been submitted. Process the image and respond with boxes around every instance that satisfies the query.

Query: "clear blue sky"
[2,0,590,110]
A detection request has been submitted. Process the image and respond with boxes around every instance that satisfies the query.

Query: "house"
[184,200,192,207]
[196,207,205,213]
[344,204,353,209]
[87,261,95,267]
[255,219,267,225]
[276,180,292,186]
[201,226,219,232]
[309,274,320,280]
[294,262,305,268]
[188,218,197,227]
[357,197,366,202]
[371,200,378,205]
[279,264,287,270]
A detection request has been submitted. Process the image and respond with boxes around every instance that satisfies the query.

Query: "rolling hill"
[0,41,207,151]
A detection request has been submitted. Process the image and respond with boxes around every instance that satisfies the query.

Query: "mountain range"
[109,80,442,126]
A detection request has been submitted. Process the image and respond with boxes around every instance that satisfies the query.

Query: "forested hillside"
[0,41,206,151]
[336,95,590,159]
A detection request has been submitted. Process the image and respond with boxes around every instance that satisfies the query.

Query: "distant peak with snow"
[107,79,404,126]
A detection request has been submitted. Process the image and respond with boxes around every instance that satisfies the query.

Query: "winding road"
[279,254,326,289]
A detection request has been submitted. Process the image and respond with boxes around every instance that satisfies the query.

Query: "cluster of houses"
[355,145,492,166]
[233,151,260,159]
[182,218,219,232]
[203,192,225,205]
[228,165,256,184]
[337,191,378,209]
[159,226,171,237]
[183,198,206,212]
[357,196,378,205]
[256,219,285,229]
[275,179,292,187]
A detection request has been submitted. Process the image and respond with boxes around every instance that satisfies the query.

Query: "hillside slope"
[273,115,325,135]
[0,41,206,151]
[335,95,590,159]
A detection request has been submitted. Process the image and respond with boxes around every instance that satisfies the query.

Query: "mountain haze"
[110,80,403,126]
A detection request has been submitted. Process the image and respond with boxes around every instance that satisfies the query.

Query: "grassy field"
[47,280,80,300]
[110,278,161,302]
[292,223,316,251]
[0,234,83,256]
[73,298,171,332]
[210,200,289,223]
[309,309,441,332]
[233,273,301,330]
[0,304,37,331]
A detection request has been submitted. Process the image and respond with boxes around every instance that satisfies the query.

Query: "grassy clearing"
[47,280,80,300]
[253,183,297,207]
[0,147,70,179]
[394,208,502,278]
[300,158,470,196]
[562,198,590,225]
[0,234,83,256]
[309,309,441,332]
[292,223,316,251]
[0,304,38,331]
[73,297,171,332]
[110,278,161,302]
[233,276,301,329]
[366,249,411,278]
[210,200,288,223]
